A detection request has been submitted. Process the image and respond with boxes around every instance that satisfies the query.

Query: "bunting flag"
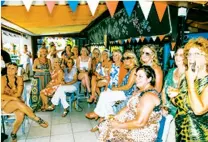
[171,42,176,50]
[124,39,127,43]
[140,36,145,42]
[87,0,99,16]
[154,2,167,22]
[118,40,122,44]
[159,35,165,41]
[123,1,136,17]
[67,1,79,12]
[22,0,33,11]
[138,1,153,20]
[146,37,151,42]
[151,36,157,41]
[128,38,131,43]
[170,51,175,58]
[1,0,5,6]
[46,1,56,14]
[106,1,119,17]
[135,37,140,42]
[132,38,136,43]
[169,59,175,67]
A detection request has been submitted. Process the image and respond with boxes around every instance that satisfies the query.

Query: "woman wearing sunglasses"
[85,51,137,121]
[139,44,163,93]
[1,63,48,142]
[169,37,208,141]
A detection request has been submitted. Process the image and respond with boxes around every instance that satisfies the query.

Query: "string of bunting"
[1,0,167,22]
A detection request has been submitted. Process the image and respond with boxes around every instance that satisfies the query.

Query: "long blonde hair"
[123,51,138,66]
[37,47,48,58]
[139,44,160,65]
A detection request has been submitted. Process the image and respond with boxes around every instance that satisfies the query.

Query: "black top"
[1,49,11,76]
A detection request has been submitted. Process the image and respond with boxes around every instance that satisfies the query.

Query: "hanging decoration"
[154,2,167,22]
[159,35,165,41]
[86,0,100,16]
[135,37,140,42]
[171,42,176,50]
[22,0,33,11]
[123,1,136,17]
[151,36,157,41]
[146,37,151,42]
[138,0,153,20]
[170,51,175,58]
[140,36,145,42]
[67,1,79,12]
[1,0,5,6]
[106,1,119,17]
[46,1,56,14]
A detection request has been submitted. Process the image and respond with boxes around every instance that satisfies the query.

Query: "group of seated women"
[2,37,207,142]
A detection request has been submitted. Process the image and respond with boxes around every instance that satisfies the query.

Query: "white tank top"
[79,56,90,70]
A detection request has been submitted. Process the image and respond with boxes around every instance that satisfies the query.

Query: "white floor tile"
[74,131,97,142]
[72,122,92,133]
[51,123,72,135]
[26,136,50,142]
[51,134,74,142]
[27,126,50,139]
[52,115,70,125]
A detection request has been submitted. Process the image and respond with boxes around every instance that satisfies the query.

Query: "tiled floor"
[3,97,99,142]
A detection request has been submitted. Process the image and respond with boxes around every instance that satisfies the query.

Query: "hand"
[111,87,118,91]
[162,107,169,116]
[186,63,198,84]
[167,87,179,98]
[111,120,120,129]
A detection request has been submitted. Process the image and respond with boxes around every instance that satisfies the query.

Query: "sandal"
[90,125,99,132]
[36,117,48,128]
[11,133,17,142]
[62,109,69,117]
[45,106,55,111]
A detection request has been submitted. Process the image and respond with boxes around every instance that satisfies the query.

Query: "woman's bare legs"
[40,92,48,110]
[78,72,91,93]
[3,101,48,128]
[88,75,97,102]
[12,110,25,134]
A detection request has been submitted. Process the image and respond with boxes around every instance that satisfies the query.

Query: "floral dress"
[98,90,162,142]
[41,69,63,97]
[174,75,208,141]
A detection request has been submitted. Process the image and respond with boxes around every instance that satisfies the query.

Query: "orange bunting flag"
[154,2,167,22]
[140,37,145,42]
[171,42,176,50]
[46,1,56,14]
[159,35,165,41]
[128,38,131,43]
[118,40,122,44]
[106,1,119,17]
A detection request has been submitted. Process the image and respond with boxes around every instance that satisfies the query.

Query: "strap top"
[79,56,90,70]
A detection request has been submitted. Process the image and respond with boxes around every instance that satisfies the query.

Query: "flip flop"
[45,106,55,111]
[62,109,69,117]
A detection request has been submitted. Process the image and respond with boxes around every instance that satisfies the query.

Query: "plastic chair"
[1,82,29,134]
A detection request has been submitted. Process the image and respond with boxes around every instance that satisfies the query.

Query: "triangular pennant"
[154,2,167,22]
[22,0,33,11]
[67,1,79,12]
[146,37,151,42]
[170,51,175,58]
[140,37,145,42]
[46,1,56,14]
[159,35,165,41]
[86,0,99,16]
[138,1,153,20]
[171,42,176,50]
[169,59,175,67]
[106,1,119,17]
[118,40,122,44]
[123,1,136,17]
[128,38,131,43]
[151,36,157,41]
[122,40,126,44]
[1,0,5,6]
[132,38,136,43]
[136,37,140,42]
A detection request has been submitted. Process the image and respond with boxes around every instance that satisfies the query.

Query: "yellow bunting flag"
[154,2,167,22]
[106,1,119,17]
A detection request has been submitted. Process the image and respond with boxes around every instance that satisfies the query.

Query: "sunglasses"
[123,56,134,60]
[142,51,151,56]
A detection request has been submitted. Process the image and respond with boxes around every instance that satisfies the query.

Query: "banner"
[123,1,136,17]
[106,1,119,17]
[67,1,79,12]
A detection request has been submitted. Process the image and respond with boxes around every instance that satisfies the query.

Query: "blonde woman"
[139,44,163,93]
[86,51,137,120]
[40,58,64,111]
[77,47,92,94]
